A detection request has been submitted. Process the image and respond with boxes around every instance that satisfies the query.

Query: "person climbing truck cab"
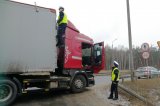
[108,61,120,100]
[56,6,68,47]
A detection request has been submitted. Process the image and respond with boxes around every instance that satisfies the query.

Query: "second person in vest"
[56,6,68,47]
[108,61,120,100]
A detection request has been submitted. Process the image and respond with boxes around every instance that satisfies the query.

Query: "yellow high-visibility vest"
[58,13,68,25]
[111,67,120,81]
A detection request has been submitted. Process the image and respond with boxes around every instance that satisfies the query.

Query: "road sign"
[142,52,150,59]
[141,43,149,51]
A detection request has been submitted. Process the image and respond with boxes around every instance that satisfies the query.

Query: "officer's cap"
[113,61,119,67]
[59,6,64,10]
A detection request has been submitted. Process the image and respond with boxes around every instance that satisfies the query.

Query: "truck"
[0,0,105,105]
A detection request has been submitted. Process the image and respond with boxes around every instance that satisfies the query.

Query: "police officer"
[108,61,120,100]
[56,6,68,47]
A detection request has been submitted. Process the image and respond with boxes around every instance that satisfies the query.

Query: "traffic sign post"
[141,43,150,66]
[141,43,149,52]
[142,52,150,59]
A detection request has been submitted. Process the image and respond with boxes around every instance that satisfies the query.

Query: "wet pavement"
[13,76,130,106]
[95,75,111,85]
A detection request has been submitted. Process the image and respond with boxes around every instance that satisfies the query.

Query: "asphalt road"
[13,76,129,106]
[95,75,111,85]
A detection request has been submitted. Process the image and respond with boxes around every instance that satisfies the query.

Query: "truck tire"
[71,75,86,93]
[0,79,17,106]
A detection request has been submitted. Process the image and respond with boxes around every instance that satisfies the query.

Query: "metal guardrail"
[120,75,131,83]
[120,75,131,79]
[118,84,155,106]
[94,73,107,76]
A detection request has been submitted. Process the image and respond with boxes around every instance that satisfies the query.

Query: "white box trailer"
[0,0,57,73]
[0,1,96,105]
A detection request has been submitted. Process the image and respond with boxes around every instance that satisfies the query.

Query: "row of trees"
[105,45,160,70]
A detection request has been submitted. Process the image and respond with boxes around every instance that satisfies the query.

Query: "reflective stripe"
[72,56,82,60]
[111,68,120,81]
[76,37,93,43]
[58,13,68,25]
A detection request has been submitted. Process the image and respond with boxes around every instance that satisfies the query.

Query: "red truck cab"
[57,21,105,75]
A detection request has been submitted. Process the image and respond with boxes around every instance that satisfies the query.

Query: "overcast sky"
[14,0,160,48]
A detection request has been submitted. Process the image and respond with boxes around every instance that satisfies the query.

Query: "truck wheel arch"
[69,71,89,87]
[71,74,87,93]
[0,75,22,95]
[76,73,88,86]
[0,78,18,105]
[12,77,22,95]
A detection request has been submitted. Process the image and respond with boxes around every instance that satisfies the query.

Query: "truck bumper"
[88,75,95,87]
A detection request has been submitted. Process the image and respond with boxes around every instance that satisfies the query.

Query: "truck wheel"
[71,75,86,93]
[0,79,17,106]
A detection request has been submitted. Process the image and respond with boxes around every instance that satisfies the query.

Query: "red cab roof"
[67,21,80,33]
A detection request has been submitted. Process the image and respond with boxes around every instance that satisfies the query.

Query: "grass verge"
[121,78,160,105]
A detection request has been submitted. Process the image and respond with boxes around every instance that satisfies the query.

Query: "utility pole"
[157,41,160,49]
[126,0,134,81]
[112,39,117,63]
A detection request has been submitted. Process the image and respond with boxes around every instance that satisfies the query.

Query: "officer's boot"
[113,91,118,100]
[108,93,113,99]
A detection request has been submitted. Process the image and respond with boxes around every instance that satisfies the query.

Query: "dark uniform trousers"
[109,81,119,98]
[56,23,67,46]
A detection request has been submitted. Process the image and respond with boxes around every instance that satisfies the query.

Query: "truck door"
[93,42,105,73]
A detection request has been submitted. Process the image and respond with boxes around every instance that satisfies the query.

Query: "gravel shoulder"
[13,84,131,106]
